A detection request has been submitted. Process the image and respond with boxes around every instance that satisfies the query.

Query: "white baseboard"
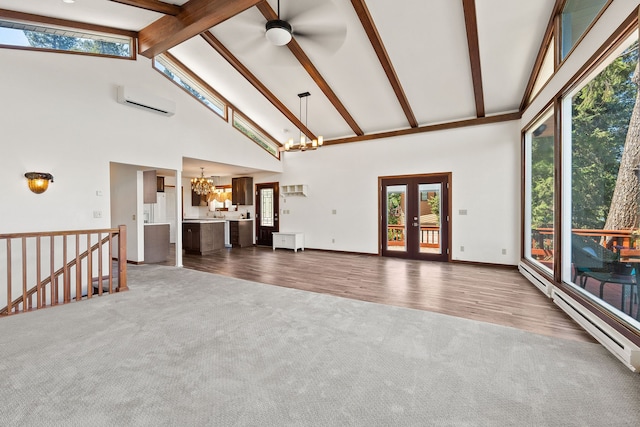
[519,261,640,372]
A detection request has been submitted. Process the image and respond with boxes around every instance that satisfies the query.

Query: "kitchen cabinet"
[272,232,304,252]
[232,177,253,205]
[229,219,253,248]
[182,221,224,255]
[143,170,157,204]
[191,189,207,207]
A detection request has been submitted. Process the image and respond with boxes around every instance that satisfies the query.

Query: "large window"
[0,19,133,58]
[525,108,555,274]
[564,33,639,325]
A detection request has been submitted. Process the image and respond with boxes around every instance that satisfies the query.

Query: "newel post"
[117,225,128,292]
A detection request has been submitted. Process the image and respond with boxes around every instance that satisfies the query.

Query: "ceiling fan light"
[265,20,292,46]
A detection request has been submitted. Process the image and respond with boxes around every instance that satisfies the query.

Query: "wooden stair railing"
[1,225,127,316]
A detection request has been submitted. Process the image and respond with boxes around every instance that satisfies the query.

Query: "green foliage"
[24,32,130,57]
[428,193,440,223]
[387,192,402,225]
[571,45,637,229]
[530,44,638,230]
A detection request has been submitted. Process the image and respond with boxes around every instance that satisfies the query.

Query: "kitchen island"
[182,219,225,255]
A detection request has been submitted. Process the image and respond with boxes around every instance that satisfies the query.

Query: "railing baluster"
[36,236,42,309]
[108,233,113,293]
[6,239,12,315]
[51,236,56,306]
[86,234,92,299]
[98,232,103,296]
[22,237,27,312]
[75,233,81,301]
[63,236,70,303]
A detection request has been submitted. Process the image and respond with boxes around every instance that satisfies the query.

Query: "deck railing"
[531,228,640,261]
[0,225,127,316]
[387,224,440,248]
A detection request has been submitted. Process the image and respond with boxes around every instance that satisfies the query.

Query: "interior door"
[255,182,279,246]
[380,173,450,261]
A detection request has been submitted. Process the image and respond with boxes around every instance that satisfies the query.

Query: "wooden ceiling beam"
[462,0,485,118]
[256,2,364,136]
[325,112,521,146]
[138,0,261,58]
[350,0,418,128]
[109,0,182,16]
[200,31,316,141]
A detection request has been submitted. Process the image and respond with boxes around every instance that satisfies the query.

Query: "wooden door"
[380,173,451,261]
[255,182,279,246]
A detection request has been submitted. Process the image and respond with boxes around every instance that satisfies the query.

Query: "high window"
[232,111,280,159]
[153,54,227,119]
[560,0,608,60]
[0,19,133,58]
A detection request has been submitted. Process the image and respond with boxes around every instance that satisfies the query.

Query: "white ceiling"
[0,0,556,176]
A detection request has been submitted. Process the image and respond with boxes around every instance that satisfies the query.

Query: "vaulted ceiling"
[0,0,556,147]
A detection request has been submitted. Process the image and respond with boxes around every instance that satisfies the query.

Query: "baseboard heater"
[519,262,640,372]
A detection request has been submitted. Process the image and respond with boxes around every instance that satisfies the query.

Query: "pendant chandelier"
[284,92,323,152]
[191,167,215,196]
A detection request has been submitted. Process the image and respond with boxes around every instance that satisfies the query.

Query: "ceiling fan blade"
[280,0,340,28]
[293,25,347,56]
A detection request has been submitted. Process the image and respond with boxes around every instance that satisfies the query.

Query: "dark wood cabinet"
[182,221,224,255]
[191,189,207,207]
[143,170,157,204]
[230,220,253,248]
[232,177,253,205]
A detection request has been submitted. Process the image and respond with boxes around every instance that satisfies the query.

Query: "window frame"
[521,8,640,342]
[232,110,281,160]
[0,9,136,60]
[152,53,228,122]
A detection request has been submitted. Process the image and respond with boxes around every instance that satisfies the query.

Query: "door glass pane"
[386,185,406,252]
[260,188,274,227]
[419,184,441,254]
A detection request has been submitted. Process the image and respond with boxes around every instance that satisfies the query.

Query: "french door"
[380,173,451,261]
[255,182,279,246]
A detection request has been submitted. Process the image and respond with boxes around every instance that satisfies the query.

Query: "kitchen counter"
[144,223,170,263]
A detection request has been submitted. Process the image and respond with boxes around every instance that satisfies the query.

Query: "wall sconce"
[24,172,54,194]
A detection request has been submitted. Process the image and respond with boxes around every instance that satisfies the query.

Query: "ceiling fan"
[233,0,347,55]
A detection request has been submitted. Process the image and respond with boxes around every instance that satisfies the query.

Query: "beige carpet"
[1,264,639,426]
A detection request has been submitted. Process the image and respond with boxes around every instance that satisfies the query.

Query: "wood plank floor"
[160,246,595,343]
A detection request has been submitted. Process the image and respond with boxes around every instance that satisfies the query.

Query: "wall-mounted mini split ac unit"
[116,86,176,116]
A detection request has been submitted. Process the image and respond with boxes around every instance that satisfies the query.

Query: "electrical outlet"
[93,210,102,218]
[502,249,507,255]
[460,246,464,252]
[332,209,337,215]
[332,238,335,243]
[459,209,468,215]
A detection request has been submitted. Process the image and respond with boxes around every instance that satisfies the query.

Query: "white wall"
[0,48,281,236]
[257,120,522,265]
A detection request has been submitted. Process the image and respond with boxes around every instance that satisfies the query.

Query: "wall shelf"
[281,184,308,197]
